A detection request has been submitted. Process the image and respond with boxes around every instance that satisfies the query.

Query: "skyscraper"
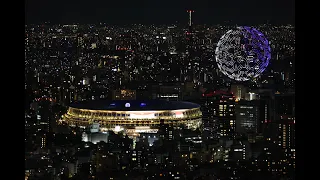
[235,100,260,135]
[277,116,295,149]
[201,91,236,140]
[186,10,195,49]
[259,90,275,134]
[184,10,196,82]
[274,92,295,119]
[262,115,295,171]
[231,84,248,101]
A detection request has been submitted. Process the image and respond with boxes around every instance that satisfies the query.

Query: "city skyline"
[25,2,295,179]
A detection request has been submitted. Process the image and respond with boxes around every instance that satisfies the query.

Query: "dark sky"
[25,0,295,25]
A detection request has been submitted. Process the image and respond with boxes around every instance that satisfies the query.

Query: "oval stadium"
[61,100,202,135]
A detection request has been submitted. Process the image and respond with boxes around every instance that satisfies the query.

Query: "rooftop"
[70,100,200,111]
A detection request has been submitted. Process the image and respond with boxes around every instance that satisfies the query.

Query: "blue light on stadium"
[125,103,131,108]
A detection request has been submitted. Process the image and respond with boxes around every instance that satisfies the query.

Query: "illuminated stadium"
[61,100,202,135]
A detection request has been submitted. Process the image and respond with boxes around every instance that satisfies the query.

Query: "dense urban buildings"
[25,9,295,179]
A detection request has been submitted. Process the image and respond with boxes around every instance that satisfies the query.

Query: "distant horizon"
[25,22,295,26]
[25,0,294,26]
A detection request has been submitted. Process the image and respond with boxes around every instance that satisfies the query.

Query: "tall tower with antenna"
[184,10,195,82]
[186,10,195,34]
[187,10,194,27]
[186,10,195,49]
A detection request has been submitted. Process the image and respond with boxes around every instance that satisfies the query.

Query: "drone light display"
[215,26,271,81]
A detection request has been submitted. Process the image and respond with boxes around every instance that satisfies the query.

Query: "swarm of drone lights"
[215,26,271,81]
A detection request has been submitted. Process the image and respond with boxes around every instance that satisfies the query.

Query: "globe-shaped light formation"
[215,26,271,81]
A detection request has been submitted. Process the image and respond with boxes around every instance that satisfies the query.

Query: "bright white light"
[134,129,158,133]
[172,110,187,118]
[82,133,88,142]
[175,114,184,118]
[125,103,130,108]
[135,126,150,129]
[160,95,178,98]
[130,112,155,119]
[114,126,123,132]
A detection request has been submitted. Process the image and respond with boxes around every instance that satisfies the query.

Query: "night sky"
[25,0,295,25]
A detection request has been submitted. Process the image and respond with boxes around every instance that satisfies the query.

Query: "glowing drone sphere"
[215,26,271,81]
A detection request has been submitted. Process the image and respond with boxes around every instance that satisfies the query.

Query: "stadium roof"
[70,100,200,111]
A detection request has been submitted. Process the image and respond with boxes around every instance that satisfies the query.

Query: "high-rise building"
[262,116,295,172]
[245,92,259,101]
[263,116,295,149]
[200,92,217,140]
[184,10,196,82]
[231,84,248,101]
[277,116,295,149]
[258,90,276,134]
[274,92,295,119]
[201,91,236,140]
[235,100,260,134]
[186,10,195,50]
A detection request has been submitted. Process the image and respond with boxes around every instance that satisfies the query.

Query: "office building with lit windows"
[260,115,295,173]
[263,116,295,148]
[61,100,202,136]
[277,115,295,149]
[278,115,296,172]
[41,134,46,149]
[201,91,236,140]
[235,100,260,134]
